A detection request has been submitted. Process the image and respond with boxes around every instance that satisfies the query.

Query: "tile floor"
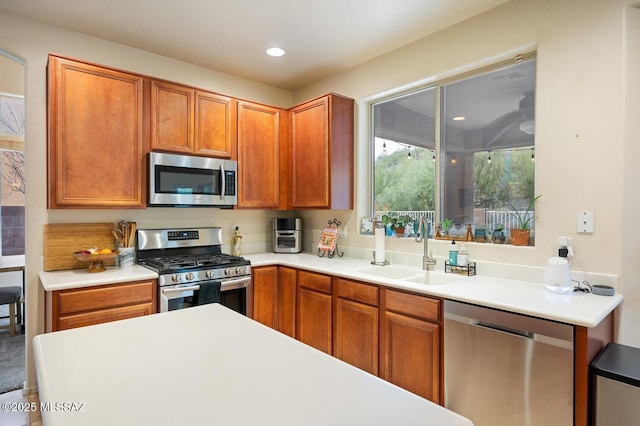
[0,389,42,426]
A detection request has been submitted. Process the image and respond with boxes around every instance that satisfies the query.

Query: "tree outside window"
[372,56,536,243]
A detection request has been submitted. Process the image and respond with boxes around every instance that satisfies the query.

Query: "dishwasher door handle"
[473,320,534,339]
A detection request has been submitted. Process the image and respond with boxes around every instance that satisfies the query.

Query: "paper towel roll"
[375,228,386,263]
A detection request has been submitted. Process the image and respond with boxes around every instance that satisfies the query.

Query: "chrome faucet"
[415,217,437,271]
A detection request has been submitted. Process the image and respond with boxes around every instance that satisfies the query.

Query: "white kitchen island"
[33,303,473,426]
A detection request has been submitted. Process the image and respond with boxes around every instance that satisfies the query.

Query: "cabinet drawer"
[385,289,441,323]
[335,278,378,306]
[298,271,332,294]
[57,303,155,330]
[56,280,156,315]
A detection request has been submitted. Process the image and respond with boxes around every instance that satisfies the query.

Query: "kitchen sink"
[404,272,463,285]
[355,265,419,280]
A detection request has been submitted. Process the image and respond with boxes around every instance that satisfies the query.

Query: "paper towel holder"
[371,219,389,265]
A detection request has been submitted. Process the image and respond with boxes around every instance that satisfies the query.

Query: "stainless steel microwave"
[148,152,237,207]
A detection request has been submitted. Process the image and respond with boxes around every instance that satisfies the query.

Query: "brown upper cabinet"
[47,55,354,210]
[289,94,354,209]
[151,80,237,158]
[237,100,286,209]
[47,55,147,209]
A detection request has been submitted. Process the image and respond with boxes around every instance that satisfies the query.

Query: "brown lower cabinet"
[380,288,442,404]
[334,278,379,376]
[252,265,296,337]
[252,266,443,404]
[296,270,333,354]
[47,280,157,332]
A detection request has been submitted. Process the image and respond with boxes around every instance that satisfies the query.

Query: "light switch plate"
[577,211,594,233]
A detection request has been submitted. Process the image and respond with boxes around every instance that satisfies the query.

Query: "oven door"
[159,276,251,315]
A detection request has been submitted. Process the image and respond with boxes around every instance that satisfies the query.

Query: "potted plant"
[441,218,452,236]
[393,215,412,237]
[509,195,542,246]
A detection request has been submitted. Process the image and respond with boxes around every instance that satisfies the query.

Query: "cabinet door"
[290,96,330,208]
[47,55,146,208]
[381,289,442,403]
[381,311,441,404]
[289,94,354,209]
[252,266,278,328]
[237,100,281,208]
[151,80,194,153]
[194,91,236,158]
[277,266,297,338]
[335,298,379,375]
[296,271,332,354]
[334,278,379,375]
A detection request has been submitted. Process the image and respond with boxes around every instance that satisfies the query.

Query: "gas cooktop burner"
[145,254,246,272]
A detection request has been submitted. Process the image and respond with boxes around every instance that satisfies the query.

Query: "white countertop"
[39,264,158,291]
[38,252,622,328]
[33,304,473,426]
[245,253,623,328]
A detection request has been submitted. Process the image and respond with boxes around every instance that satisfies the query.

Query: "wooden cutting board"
[44,223,116,271]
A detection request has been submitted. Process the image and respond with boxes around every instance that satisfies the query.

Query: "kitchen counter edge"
[246,252,623,328]
[39,264,158,291]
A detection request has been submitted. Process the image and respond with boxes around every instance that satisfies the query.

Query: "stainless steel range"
[136,227,252,315]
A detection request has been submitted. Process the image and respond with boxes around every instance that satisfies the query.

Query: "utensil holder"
[116,247,135,267]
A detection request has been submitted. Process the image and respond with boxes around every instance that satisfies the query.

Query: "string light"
[382,140,387,152]
[531,148,535,162]
[451,156,457,164]
[488,151,492,164]
[431,150,435,162]
[407,147,411,159]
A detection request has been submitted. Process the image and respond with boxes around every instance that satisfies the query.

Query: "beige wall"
[296,0,640,344]
[1,0,639,391]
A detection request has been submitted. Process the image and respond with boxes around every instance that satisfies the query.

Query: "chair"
[0,286,21,336]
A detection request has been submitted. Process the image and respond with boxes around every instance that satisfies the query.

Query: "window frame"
[369,52,537,239]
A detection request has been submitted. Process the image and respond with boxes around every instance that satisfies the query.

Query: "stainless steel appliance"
[136,227,251,315]
[148,152,237,207]
[273,218,301,253]
[444,300,573,426]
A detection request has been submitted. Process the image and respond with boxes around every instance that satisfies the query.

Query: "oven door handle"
[161,277,250,295]
[221,276,251,290]
[162,285,201,295]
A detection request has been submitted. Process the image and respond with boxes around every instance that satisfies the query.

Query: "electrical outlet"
[558,236,574,259]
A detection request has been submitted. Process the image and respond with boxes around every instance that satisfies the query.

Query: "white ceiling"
[0,0,508,91]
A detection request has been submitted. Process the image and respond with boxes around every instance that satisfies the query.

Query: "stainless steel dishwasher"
[444,300,574,426]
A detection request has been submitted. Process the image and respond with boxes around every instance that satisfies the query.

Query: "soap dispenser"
[449,240,458,266]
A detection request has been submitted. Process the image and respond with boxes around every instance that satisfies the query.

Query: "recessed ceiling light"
[266,47,285,57]
[452,116,466,121]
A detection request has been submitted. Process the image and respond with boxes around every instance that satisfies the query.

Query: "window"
[372,56,536,243]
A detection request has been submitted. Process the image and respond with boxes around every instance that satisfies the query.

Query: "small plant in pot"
[393,215,412,237]
[509,195,542,246]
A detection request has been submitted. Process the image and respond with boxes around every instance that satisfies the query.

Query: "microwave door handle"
[220,163,225,202]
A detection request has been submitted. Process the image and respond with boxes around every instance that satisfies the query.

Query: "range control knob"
[185,272,195,281]
[236,267,244,275]
[171,274,180,283]
[206,270,214,279]
[225,268,233,276]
